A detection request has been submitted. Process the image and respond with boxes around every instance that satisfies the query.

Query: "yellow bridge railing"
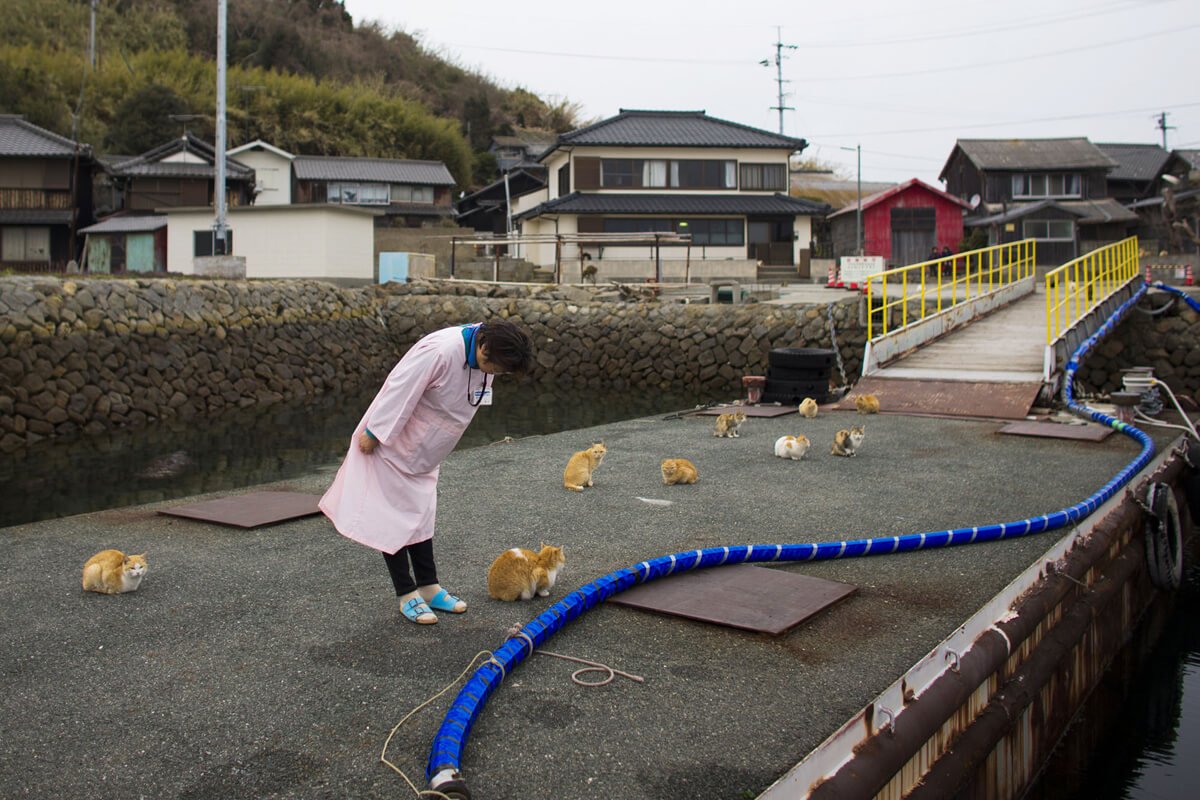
[1044,236,1140,346]
[865,240,1038,340]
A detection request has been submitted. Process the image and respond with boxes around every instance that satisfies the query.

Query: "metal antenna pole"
[763,27,797,135]
[214,0,229,254]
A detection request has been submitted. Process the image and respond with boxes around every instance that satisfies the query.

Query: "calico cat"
[855,394,881,414]
[660,458,699,485]
[81,550,148,594]
[830,425,866,457]
[773,434,811,460]
[712,411,747,438]
[563,441,606,492]
[798,398,819,418]
[487,544,566,602]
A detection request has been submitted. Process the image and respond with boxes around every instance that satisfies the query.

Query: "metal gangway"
[850,238,1142,418]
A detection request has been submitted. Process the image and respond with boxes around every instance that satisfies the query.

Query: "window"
[1022,219,1074,240]
[557,164,570,196]
[391,185,433,203]
[1,226,50,261]
[603,218,674,234]
[598,159,737,189]
[739,163,787,191]
[599,217,744,245]
[329,182,390,205]
[1012,173,1081,198]
[193,229,234,256]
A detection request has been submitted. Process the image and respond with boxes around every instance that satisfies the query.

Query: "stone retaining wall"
[1075,294,1200,397]
[0,277,865,453]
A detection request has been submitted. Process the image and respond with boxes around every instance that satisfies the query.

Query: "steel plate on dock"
[998,420,1114,441]
[836,377,1041,420]
[159,491,322,528]
[608,564,857,635]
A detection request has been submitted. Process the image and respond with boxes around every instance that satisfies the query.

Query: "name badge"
[472,386,493,406]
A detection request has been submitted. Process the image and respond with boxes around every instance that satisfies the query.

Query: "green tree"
[103,83,193,153]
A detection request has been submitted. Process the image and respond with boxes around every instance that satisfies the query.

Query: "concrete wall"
[0,275,866,453]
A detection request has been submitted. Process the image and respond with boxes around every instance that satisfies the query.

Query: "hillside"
[0,0,580,187]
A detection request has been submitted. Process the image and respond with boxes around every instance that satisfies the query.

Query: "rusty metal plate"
[835,377,1041,420]
[696,404,798,418]
[158,491,322,528]
[608,564,857,635]
[998,420,1114,441]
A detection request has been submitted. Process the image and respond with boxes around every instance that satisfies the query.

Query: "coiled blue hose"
[426,281,1163,791]
[1151,281,1200,313]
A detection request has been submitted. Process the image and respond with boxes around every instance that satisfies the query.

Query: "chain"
[826,302,848,388]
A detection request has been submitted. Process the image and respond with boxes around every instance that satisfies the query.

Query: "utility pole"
[88,1,98,69]
[840,145,862,255]
[761,27,797,135]
[1155,111,1175,150]
[214,0,229,254]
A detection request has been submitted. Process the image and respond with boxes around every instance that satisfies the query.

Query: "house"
[1100,144,1200,253]
[940,138,1137,264]
[226,140,295,205]
[162,203,379,281]
[826,178,970,266]
[0,114,93,272]
[513,109,828,282]
[78,215,167,273]
[455,168,547,235]
[103,133,256,212]
[1095,142,1172,204]
[489,129,556,175]
[291,156,456,227]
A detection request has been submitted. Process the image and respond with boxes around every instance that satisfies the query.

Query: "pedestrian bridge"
[848,237,1143,419]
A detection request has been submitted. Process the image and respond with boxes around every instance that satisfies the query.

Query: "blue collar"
[461,324,481,368]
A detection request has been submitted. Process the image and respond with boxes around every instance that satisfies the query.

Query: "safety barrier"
[865,240,1037,340]
[1044,236,1140,345]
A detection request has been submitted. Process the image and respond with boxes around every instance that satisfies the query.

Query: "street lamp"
[840,144,862,255]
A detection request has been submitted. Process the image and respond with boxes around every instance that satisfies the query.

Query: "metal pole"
[856,144,862,255]
[88,1,98,69]
[214,0,229,254]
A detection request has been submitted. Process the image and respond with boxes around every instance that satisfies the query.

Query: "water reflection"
[0,381,716,528]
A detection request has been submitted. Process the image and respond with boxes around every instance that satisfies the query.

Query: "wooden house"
[826,178,970,266]
[291,156,456,227]
[0,115,93,273]
[103,133,255,212]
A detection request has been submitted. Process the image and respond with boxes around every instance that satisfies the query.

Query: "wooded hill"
[0,0,581,187]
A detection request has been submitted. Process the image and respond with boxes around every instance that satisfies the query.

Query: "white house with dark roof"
[513,109,828,282]
[291,156,456,227]
[227,140,295,205]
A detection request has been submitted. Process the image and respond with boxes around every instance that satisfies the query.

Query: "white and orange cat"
[855,394,881,414]
[712,411,747,438]
[798,398,819,418]
[831,425,866,457]
[773,434,811,460]
[563,441,606,492]
[81,549,148,594]
[660,458,699,485]
[487,544,566,601]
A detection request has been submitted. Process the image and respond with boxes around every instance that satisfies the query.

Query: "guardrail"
[1044,236,1139,345]
[865,240,1037,340]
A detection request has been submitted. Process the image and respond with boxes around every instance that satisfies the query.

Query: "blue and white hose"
[426,281,1163,796]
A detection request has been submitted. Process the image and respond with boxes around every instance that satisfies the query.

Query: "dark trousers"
[382,538,438,596]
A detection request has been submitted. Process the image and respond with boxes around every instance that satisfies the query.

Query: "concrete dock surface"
[0,403,1180,800]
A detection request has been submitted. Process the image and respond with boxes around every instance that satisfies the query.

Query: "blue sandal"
[401,597,437,625]
[426,589,467,613]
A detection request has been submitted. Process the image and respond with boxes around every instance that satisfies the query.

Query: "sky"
[341,0,1200,187]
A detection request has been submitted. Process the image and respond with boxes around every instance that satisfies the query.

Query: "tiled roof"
[515,192,828,221]
[1174,149,1200,170]
[543,110,807,158]
[828,178,970,219]
[0,115,86,158]
[967,197,1137,226]
[108,133,253,180]
[292,156,455,185]
[945,138,1117,175]
[1095,143,1170,182]
[80,215,168,234]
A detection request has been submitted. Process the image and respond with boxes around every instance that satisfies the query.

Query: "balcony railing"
[0,188,73,209]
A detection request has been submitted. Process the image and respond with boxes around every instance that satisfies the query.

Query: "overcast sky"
[342,0,1200,186]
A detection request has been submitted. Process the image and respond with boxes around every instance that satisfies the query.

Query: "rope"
[505,625,645,687]
[826,302,849,389]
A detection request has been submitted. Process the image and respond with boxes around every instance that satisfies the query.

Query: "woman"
[320,318,534,624]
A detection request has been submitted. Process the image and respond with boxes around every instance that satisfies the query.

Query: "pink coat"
[319,326,484,553]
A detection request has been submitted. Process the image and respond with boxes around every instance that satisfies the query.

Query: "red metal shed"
[828,178,970,266]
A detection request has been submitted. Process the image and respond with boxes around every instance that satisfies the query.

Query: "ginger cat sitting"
[563,441,606,492]
[82,549,148,594]
[487,544,566,601]
[660,458,699,485]
[855,394,881,414]
[798,398,819,418]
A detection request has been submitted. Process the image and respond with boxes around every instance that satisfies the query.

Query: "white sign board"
[839,255,885,286]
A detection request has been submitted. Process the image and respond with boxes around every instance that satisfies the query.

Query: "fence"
[1044,237,1139,345]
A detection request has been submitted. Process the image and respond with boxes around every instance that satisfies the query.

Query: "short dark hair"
[478,318,534,374]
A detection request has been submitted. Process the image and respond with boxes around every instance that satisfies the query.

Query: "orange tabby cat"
[831,425,866,457]
[563,441,606,492]
[855,394,881,414]
[487,544,566,601]
[798,398,819,418]
[81,549,148,594]
[660,458,699,485]
[712,411,747,438]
